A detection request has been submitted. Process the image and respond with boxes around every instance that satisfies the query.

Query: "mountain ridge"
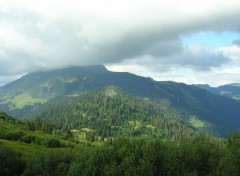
[0,65,240,136]
[195,83,240,100]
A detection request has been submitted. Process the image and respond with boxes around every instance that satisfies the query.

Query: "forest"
[30,86,215,141]
[1,109,240,175]
[1,124,240,176]
[1,87,240,175]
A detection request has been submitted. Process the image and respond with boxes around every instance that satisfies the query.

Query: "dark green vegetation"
[1,65,240,174]
[196,83,240,101]
[2,111,240,176]
[33,86,211,141]
[0,111,74,148]
[0,65,240,136]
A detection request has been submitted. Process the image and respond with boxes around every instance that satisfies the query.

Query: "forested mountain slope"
[32,86,210,141]
[0,65,240,136]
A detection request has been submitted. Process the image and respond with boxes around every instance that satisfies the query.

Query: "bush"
[45,138,61,148]
[20,135,36,144]
[5,130,25,141]
[0,145,25,176]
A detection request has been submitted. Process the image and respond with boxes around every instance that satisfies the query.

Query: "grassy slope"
[10,93,48,109]
[0,139,50,155]
[0,112,78,156]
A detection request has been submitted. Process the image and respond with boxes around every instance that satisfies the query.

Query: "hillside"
[0,65,240,136]
[32,86,211,141]
[0,65,108,109]
[2,111,240,176]
[0,111,75,148]
[0,111,83,176]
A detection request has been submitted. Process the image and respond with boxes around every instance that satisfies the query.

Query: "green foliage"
[45,138,61,148]
[0,111,23,124]
[0,112,72,149]
[34,86,207,142]
[1,112,240,176]
[218,132,240,176]
[67,137,225,176]
[0,144,25,176]
[22,150,75,176]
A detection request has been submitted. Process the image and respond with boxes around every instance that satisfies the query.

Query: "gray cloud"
[120,44,230,73]
[176,45,230,71]
[0,75,23,86]
[1,0,240,85]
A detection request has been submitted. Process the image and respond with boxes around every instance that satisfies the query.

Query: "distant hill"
[195,83,240,100]
[0,65,240,136]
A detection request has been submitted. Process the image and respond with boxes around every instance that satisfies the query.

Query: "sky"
[1,0,240,87]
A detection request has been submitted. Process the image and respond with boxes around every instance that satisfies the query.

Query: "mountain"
[0,65,108,106]
[0,65,240,136]
[195,83,240,100]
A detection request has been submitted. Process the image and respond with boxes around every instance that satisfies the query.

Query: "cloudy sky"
[1,0,240,86]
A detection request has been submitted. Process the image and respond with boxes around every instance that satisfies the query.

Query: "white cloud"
[219,45,240,63]
[107,63,240,86]
[1,0,240,85]
[106,44,240,86]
